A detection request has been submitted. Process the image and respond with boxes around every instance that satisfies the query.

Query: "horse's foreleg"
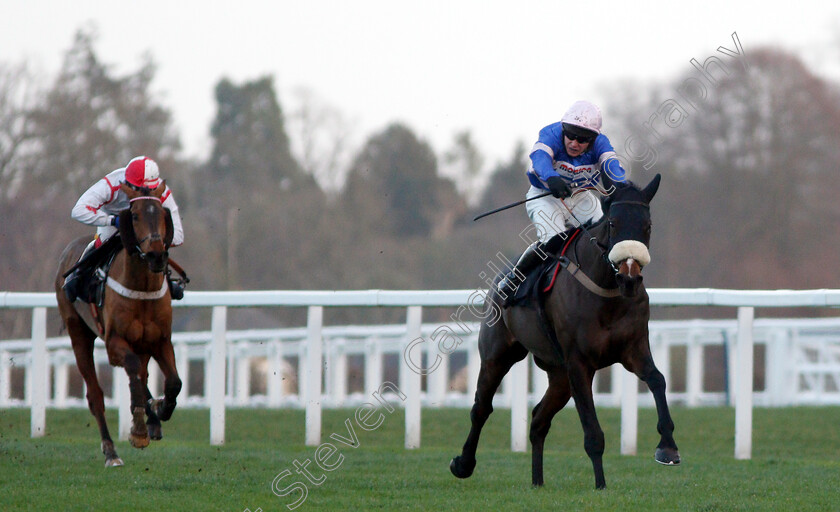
[628,355,680,465]
[69,322,123,466]
[450,344,528,479]
[110,339,150,449]
[568,358,606,489]
[152,341,182,422]
[529,367,571,487]
[139,355,163,441]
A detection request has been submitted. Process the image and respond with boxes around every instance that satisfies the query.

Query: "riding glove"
[546,176,572,199]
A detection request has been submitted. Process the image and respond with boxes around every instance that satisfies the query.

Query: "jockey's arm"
[71,177,119,226]
[162,191,185,247]
[594,135,628,184]
[529,123,566,186]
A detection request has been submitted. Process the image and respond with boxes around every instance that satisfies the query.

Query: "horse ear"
[118,209,138,254]
[154,180,166,198]
[600,168,616,195]
[642,174,661,203]
[164,208,174,248]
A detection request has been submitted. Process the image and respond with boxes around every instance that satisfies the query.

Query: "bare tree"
[441,129,486,207]
[287,86,356,195]
[0,62,39,200]
[604,47,840,290]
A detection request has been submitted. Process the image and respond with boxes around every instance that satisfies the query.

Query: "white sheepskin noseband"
[608,240,651,267]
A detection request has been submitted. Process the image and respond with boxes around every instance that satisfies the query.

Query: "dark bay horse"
[450,174,680,489]
[54,181,181,467]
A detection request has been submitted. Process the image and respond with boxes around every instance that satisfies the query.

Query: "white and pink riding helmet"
[124,156,161,189]
[561,100,603,137]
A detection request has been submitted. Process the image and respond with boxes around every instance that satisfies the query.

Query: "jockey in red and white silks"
[71,156,184,248]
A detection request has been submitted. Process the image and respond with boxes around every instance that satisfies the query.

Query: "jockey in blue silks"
[497,100,630,307]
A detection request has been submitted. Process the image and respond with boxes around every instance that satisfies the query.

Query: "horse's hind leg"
[568,356,607,489]
[624,353,680,465]
[530,365,571,487]
[450,338,528,479]
[68,321,123,466]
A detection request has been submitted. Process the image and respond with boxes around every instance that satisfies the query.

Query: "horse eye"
[132,213,139,222]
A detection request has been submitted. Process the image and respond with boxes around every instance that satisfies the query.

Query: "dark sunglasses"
[562,123,596,144]
[564,130,596,144]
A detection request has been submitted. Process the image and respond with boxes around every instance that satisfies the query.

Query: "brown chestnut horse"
[54,181,181,467]
[450,173,680,489]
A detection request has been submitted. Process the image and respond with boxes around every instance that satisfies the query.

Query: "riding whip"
[472,192,553,221]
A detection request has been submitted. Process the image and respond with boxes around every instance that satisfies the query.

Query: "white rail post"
[30,307,47,438]
[330,338,348,407]
[147,357,161,399]
[116,368,131,441]
[54,353,69,408]
[267,341,284,407]
[364,337,383,395]
[735,306,754,460]
[467,337,480,403]
[0,349,10,407]
[686,334,703,407]
[510,356,529,452]
[427,333,447,407]
[177,342,190,399]
[209,306,227,445]
[305,306,323,446]
[404,306,422,449]
[236,341,250,406]
[531,357,547,403]
[620,366,639,455]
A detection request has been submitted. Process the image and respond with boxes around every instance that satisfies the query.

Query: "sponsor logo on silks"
[555,162,596,175]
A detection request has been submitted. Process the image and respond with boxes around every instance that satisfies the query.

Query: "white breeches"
[525,186,603,242]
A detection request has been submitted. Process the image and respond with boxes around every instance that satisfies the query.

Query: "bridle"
[128,195,167,260]
[559,196,650,275]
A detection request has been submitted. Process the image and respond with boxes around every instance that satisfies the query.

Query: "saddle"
[63,236,123,306]
[508,229,583,309]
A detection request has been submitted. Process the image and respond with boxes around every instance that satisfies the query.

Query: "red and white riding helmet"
[561,100,603,135]
[124,156,161,189]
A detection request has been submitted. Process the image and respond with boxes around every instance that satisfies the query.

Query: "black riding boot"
[63,241,95,302]
[63,270,81,302]
[167,276,185,300]
[497,241,548,307]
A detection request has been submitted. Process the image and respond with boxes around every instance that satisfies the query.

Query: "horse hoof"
[450,456,476,479]
[655,447,681,466]
[130,434,150,449]
[148,424,163,440]
[105,457,124,467]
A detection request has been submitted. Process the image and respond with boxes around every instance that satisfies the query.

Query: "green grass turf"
[1,406,839,511]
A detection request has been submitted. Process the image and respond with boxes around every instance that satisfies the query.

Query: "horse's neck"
[113,251,164,291]
[574,222,615,285]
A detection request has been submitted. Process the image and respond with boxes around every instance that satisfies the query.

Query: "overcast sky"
[3,1,840,170]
